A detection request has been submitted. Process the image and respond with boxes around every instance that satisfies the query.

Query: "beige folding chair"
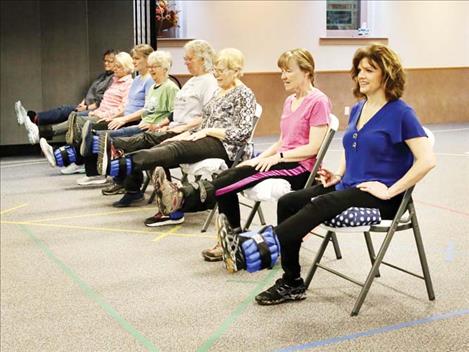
[242,114,342,259]
[305,127,435,316]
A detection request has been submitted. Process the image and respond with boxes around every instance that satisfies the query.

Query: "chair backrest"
[304,113,339,188]
[232,103,263,165]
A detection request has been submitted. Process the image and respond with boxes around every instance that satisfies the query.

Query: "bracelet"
[334,174,343,180]
[279,152,284,159]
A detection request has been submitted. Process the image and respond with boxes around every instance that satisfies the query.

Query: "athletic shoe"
[15,100,28,125]
[26,122,39,144]
[101,181,125,195]
[60,162,85,175]
[112,192,144,207]
[80,120,93,157]
[39,138,56,167]
[151,166,183,215]
[201,244,223,262]
[217,213,245,273]
[97,133,110,175]
[255,278,306,306]
[76,175,108,186]
[144,210,185,227]
[65,113,77,144]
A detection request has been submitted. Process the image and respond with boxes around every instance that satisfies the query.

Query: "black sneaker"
[112,192,144,208]
[255,278,306,306]
[217,214,245,273]
[80,120,93,157]
[97,133,110,175]
[144,211,185,227]
[102,181,125,195]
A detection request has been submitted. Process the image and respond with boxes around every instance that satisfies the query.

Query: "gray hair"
[148,50,172,76]
[184,39,215,72]
[115,52,134,74]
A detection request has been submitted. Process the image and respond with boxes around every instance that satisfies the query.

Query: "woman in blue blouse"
[218,44,436,306]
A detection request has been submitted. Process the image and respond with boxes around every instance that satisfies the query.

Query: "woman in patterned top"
[147,48,331,235]
[99,48,257,209]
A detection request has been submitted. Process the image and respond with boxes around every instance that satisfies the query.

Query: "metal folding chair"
[242,114,343,260]
[305,127,435,316]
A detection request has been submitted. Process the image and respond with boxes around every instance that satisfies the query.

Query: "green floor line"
[226,279,260,284]
[197,267,280,352]
[20,225,159,352]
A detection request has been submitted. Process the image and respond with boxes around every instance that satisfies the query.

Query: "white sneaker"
[39,138,56,167]
[60,163,85,175]
[15,100,28,125]
[26,122,39,144]
[76,175,108,186]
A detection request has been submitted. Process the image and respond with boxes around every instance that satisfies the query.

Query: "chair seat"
[243,178,291,202]
[180,158,228,180]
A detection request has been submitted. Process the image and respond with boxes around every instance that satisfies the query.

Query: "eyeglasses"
[183,56,194,62]
[148,65,162,69]
[213,67,233,75]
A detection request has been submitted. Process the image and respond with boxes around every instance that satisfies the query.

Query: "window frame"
[326,0,369,38]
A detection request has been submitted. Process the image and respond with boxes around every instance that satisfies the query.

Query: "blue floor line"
[274,308,469,352]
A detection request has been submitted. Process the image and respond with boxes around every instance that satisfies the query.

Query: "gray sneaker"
[151,166,183,215]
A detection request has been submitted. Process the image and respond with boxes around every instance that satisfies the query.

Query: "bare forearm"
[205,128,225,140]
[258,140,281,159]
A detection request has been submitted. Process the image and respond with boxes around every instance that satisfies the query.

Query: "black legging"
[181,162,310,229]
[275,184,403,282]
[124,136,230,192]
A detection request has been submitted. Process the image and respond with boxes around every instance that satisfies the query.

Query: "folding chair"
[305,127,435,316]
[242,114,342,260]
[176,103,264,232]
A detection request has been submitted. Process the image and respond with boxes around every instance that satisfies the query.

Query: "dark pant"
[37,105,75,125]
[124,136,229,192]
[275,184,403,282]
[114,131,178,154]
[181,162,310,229]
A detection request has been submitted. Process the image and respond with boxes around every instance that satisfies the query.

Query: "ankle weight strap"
[240,226,281,273]
[54,145,77,167]
[91,136,100,154]
[109,157,133,178]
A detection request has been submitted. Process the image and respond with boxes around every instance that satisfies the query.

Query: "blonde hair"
[148,51,172,76]
[184,39,216,72]
[115,52,134,74]
[277,48,315,85]
[215,48,245,78]
[130,44,154,58]
[351,44,406,101]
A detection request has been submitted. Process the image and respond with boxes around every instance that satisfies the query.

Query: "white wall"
[161,0,469,74]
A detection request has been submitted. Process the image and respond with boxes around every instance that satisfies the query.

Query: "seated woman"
[216,44,436,306]
[78,50,179,184]
[15,49,116,144]
[98,48,257,211]
[95,39,218,196]
[148,49,331,247]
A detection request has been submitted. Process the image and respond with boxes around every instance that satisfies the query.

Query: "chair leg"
[363,231,380,278]
[408,202,435,301]
[201,204,217,233]
[351,226,398,316]
[141,171,150,193]
[257,204,266,226]
[244,201,260,230]
[305,231,332,289]
[330,232,342,260]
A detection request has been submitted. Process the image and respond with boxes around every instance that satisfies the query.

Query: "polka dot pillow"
[323,207,381,227]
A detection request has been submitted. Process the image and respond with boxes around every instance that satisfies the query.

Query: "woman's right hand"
[317,168,342,187]
[237,157,260,168]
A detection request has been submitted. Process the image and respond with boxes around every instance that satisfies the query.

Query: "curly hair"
[351,44,406,101]
[184,39,216,73]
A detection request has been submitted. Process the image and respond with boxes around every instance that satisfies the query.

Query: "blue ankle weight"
[91,136,100,154]
[54,145,77,167]
[109,157,133,177]
[240,226,281,273]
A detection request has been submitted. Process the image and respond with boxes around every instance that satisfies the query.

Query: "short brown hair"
[351,44,405,101]
[131,44,154,58]
[277,48,315,85]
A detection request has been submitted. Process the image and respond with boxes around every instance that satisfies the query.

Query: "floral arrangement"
[155,0,179,35]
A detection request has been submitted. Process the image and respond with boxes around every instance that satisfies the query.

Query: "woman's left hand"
[187,130,207,141]
[254,154,281,172]
[108,118,126,130]
[356,181,391,200]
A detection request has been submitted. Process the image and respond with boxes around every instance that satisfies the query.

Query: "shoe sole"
[112,196,145,208]
[77,179,108,186]
[202,253,223,262]
[255,294,306,306]
[39,138,56,167]
[80,121,92,157]
[98,133,108,175]
[144,217,185,227]
[65,113,77,145]
[217,214,238,273]
[102,188,126,196]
